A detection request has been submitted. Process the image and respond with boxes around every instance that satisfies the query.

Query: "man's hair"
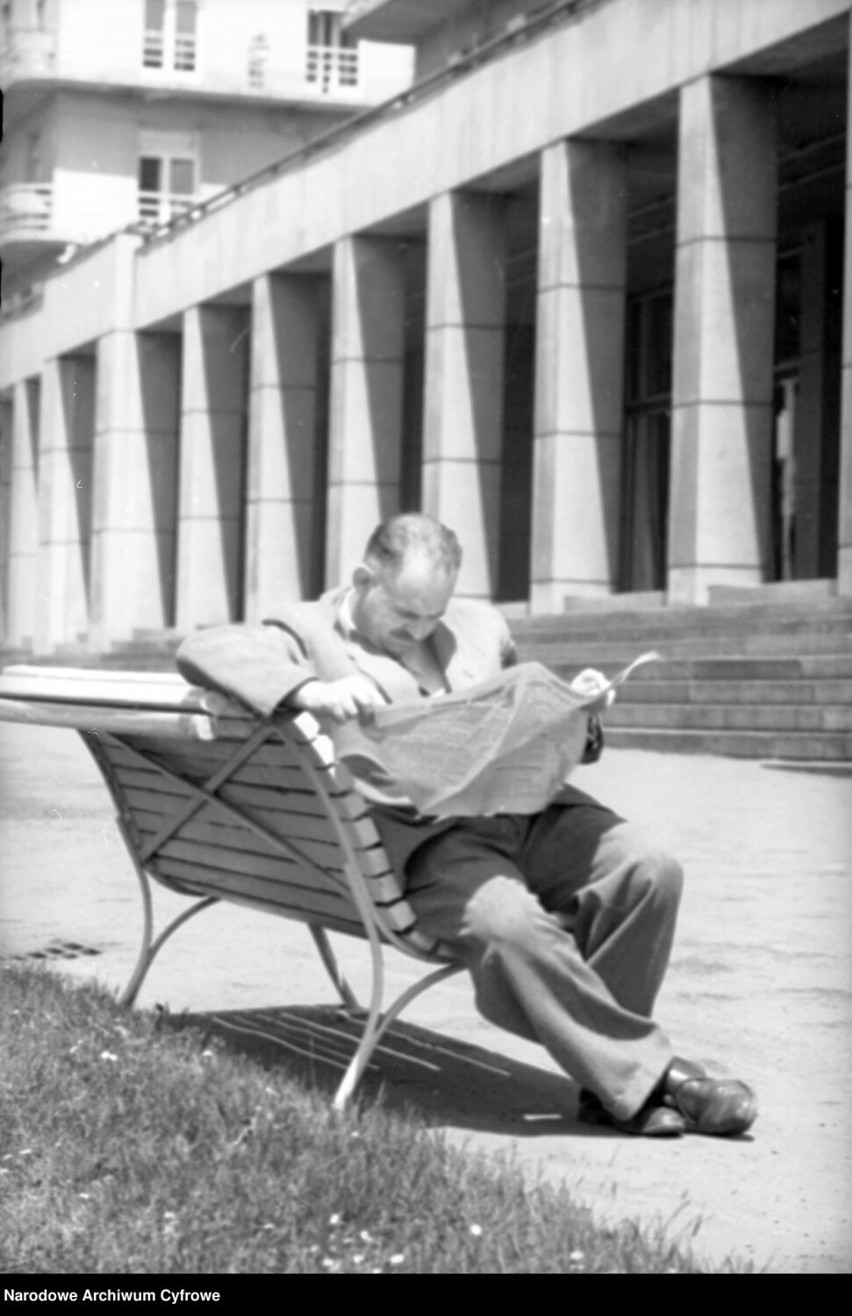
[363,514,462,577]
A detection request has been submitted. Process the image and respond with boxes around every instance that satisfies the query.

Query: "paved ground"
[1,721,850,1274]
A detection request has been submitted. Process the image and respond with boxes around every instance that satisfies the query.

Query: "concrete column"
[423,192,507,599]
[668,75,777,604]
[530,140,626,612]
[35,355,95,652]
[2,381,39,647]
[89,331,180,649]
[838,31,852,594]
[0,396,11,643]
[245,273,322,619]
[326,235,405,586]
[176,305,249,630]
[5,380,40,648]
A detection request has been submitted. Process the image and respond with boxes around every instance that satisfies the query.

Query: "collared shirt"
[334,589,449,698]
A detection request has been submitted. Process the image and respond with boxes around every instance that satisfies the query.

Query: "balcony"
[137,190,199,228]
[305,45,360,95]
[0,184,56,245]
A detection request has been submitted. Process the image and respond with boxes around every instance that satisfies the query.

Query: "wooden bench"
[0,665,463,1108]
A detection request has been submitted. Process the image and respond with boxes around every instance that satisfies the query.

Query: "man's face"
[351,552,457,658]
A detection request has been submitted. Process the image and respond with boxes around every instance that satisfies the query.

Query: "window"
[307,7,358,91]
[143,0,197,72]
[137,153,197,225]
[143,0,165,66]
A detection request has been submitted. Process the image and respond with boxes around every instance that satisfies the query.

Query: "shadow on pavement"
[164,1003,598,1136]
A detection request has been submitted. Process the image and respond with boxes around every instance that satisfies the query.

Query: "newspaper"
[346,652,659,818]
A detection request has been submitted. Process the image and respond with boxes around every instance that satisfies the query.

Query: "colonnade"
[4,66,852,652]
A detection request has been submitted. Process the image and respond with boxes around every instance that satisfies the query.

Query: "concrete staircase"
[510,591,852,761]
[4,594,851,761]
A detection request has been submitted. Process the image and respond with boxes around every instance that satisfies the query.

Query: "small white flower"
[469,1224,483,1237]
[78,1193,91,1200]
[329,1213,341,1226]
[569,1250,584,1261]
[352,1254,364,1264]
[359,1230,373,1243]
[389,1254,405,1266]
[99,1051,118,1062]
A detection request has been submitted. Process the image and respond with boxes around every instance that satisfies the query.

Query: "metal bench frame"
[0,666,464,1109]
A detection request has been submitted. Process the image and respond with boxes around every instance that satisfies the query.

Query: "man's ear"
[352,564,374,592]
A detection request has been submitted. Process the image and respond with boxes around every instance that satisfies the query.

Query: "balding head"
[351,515,461,657]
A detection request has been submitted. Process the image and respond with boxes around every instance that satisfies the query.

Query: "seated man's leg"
[520,795,684,1019]
[404,814,674,1123]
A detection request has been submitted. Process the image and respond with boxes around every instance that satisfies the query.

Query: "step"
[604,727,852,760]
[707,580,837,605]
[605,702,852,733]
[513,614,852,647]
[612,678,852,705]
[518,631,852,662]
[511,597,852,638]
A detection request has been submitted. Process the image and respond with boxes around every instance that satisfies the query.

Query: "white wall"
[46,0,413,102]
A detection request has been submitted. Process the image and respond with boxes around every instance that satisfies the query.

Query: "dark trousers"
[404,796,682,1119]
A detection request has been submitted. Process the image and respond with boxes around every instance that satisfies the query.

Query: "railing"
[143,29,166,67]
[174,34,197,72]
[306,45,359,93]
[0,184,54,244]
[138,190,201,226]
[137,191,198,226]
[142,31,196,71]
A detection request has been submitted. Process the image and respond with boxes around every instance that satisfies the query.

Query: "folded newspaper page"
[345,652,659,818]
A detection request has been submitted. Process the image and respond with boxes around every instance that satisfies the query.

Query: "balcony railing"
[137,190,197,227]
[142,30,196,72]
[0,184,54,244]
[142,30,166,67]
[306,45,359,93]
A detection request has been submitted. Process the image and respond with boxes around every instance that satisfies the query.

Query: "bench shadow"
[166,1003,597,1136]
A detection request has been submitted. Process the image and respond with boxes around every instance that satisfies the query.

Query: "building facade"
[0,0,413,300]
[1,0,851,656]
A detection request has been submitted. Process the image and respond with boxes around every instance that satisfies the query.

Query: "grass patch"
[0,964,752,1274]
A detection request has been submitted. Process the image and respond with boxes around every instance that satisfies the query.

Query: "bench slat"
[130,809,404,905]
[152,857,366,935]
[113,776,386,865]
[101,741,370,818]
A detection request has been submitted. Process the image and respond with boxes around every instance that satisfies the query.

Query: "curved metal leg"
[119,845,218,1006]
[367,962,464,1053]
[331,918,386,1111]
[309,923,362,1013]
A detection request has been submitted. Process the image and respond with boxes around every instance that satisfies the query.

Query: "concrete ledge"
[708,579,838,604]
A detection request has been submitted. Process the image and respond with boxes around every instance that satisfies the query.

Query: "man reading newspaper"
[177,513,756,1138]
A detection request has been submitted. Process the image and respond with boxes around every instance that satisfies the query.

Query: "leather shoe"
[663,1057,757,1136]
[577,1088,685,1137]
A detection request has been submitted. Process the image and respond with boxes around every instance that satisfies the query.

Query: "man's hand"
[570,668,615,710]
[290,676,388,724]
